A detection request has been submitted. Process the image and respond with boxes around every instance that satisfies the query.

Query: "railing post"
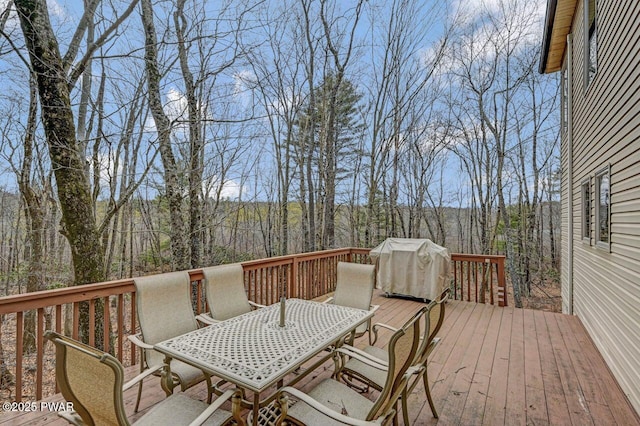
[497,256,507,307]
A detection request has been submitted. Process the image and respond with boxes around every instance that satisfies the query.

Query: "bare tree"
[362,0,450,246]
[11,0,141,343]
[139,0,189,270]
[247,4,306,256]
[14,0,105,343]
[446,0,558,306]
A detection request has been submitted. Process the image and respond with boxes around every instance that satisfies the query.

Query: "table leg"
[160,355,174,396]
[252,393,259,426]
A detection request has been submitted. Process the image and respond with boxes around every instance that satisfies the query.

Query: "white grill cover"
[370,238,450,300]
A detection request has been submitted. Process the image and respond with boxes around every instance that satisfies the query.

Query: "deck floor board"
[3,292,638,425]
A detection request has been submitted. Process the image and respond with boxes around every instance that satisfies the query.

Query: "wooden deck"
[4,290,639,425]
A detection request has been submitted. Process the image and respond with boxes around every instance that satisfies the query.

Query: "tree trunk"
[174,0,203,269]
[15,0,106,345]
[19,78,46,354]
[140,0,189,270]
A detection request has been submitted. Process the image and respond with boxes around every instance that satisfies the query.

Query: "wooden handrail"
[0,247,506,403]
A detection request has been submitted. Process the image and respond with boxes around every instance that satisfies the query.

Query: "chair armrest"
[127,333,154,350]
[122,365,163,391]
[370,304,380,313]
[336,346,388,370]
[188,389,239,426]
[278,387,384,426]
[248,301,267,309]
[370,322,397,345]
[372,322,397,333]
[322,296,334,304]
[195,313,220,325]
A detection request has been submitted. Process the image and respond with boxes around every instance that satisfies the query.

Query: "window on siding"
[585,0,597,87]
[581,179,591,242]
[595,166,610,248]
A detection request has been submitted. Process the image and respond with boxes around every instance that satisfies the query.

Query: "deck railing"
[0,248,504,403]
[450,254,507,307]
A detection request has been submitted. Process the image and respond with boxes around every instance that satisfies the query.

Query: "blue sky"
[0,0,556,208]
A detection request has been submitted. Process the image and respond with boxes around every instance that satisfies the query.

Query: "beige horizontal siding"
[561,0,640,413]
[561,130,571,314]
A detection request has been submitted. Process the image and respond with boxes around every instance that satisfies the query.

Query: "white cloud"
[452,0,546,44]
[46,0,67,19]
[1,0,20,31]
[87,152,123,199]
[204,175,243,200]
[219,179,242,200]
[233,69,256,94]
[231,69,259,110]
[143,87,212,134]
[164,87,188,122]
[0,0,66,21]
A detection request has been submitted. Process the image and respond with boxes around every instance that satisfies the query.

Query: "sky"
[0,0,554,207]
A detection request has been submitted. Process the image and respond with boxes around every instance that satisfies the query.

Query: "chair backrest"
[202,263,251,321]
[333,262,376,335]
[428,287,449,342]
[46,331,129,426]
[367,306,424,421]
[134,271,198,367]
[333,262,375,311]
[416,287,450,365]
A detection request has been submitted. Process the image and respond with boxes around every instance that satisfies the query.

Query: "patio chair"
[128,271,212,412]
[338,287,450,423]
[271,306,425,426]
[45,331,244,426]
[323,262,379,344]
[196,263,265,325]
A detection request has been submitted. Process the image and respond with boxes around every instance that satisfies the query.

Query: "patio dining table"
[154,298,374,425]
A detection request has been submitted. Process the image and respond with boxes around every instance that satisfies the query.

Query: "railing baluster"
[55,305,61,394]
[469,262,472,302]
[55,305,62,333]
[88,299,95,347]
[474,261,479,303]
[103,296,110,353]
[117,294,124,362]
[72,303,79,340]
[16,311,23,402]
[36,308,44,400]
[487,263,498,305]
[129,293,136,365]
[453,260,458,300]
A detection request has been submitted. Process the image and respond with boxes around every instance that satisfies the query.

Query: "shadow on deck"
[4,291,639,425]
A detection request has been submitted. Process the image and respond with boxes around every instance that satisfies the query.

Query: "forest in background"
[0,0,560,315]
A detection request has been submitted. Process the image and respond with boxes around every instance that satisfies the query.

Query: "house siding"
[564,0,640,413]
[560,97,571,314]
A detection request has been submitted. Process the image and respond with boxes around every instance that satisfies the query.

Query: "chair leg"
[134,352,145,413]
[206,375,213,404]
[134,380,143,413]
[423,369,438,418]
[401,389,410,426]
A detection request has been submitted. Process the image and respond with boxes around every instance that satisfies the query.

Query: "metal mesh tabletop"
[155,298,372,392]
